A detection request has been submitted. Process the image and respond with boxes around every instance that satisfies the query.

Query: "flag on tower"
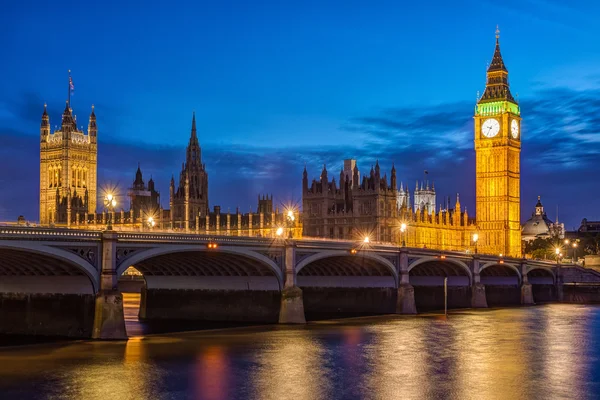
[69,75,75,94]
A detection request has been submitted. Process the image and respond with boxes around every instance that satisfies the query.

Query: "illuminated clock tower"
[474,28,521,257]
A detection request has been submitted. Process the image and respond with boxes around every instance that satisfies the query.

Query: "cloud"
[1,86,599,229]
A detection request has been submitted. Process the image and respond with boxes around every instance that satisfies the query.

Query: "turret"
[302,165,308,192]
[453,193,461,225]
[88,105,97,143]
[133,163,144,189]
[391,164,397,190]
[41,103,50,142]
[148,176,155,192]
[352,164,359,187]
[320,164,328,183]
[61,101,75,138]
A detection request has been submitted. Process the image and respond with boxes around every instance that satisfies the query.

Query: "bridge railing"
[116,232,283,246]
[0,226,102,240]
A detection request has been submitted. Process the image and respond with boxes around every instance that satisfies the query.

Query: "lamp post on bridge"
[400,222,407,247]
[565,239,579,263]
[104,194,117,231]
[286,209,296,239]
[472,233,479,254]
[147,216,155,231]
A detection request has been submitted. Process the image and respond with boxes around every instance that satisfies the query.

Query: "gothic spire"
[41,103,49,128]
[487,25,507,73]
[61,100,75,129]
[478,26,516,104]
[191,111,197,139]
[186,112,201,165]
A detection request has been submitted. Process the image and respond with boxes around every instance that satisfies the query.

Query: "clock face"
[481,118,500,138]
[511,119,519,139]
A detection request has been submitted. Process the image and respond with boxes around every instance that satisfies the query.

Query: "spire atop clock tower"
[478,26,516,105]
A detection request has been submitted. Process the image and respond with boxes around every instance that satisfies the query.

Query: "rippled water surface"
[1,304,599,400]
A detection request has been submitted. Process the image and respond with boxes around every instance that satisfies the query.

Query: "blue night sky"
[1,0,600,229]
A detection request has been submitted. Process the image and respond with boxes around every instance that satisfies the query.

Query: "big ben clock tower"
[474,27,522,257]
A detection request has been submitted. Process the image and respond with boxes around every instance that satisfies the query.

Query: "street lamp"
[364,236,370,244]
[104,193,117,230]
[400,222,407,247]
[286,209,296,239]
[147,216,155,230]
[555,247,560,265]
[276,226,284,237]
[573,242,578,263]
[472,233,479,254]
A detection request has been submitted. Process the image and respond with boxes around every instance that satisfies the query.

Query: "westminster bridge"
[1,226,599,339]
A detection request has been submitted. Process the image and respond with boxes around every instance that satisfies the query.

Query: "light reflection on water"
[0,304,599,400]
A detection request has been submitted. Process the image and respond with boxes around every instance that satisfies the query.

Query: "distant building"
[257,194,273,215]
[302,159,474,248]
[578,219,600,234]
[413,180,436,214]
[302,160,399,241]
[169,112,209,230]
[127,164,160,222]
[521,196,564,241]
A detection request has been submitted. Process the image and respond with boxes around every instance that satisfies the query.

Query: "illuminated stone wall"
[39,103,97,225]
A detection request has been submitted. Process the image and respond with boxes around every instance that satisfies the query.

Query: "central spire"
[478,26,516,105]
[186,112,201,165]
[191,111,197,139]
[488,25,507,73]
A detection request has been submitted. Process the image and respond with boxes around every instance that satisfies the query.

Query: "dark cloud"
[0,86,599,229]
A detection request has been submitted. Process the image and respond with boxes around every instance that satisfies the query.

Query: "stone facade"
[127,164,161,222]
[39,101,97,225]
[301,160,476,249]
[302,161,399,241]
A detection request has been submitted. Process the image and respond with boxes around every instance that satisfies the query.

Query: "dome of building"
[522,196,558,241]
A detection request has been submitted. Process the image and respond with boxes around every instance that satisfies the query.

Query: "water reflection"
[252,328,329,400]
[0,305,598,399]
[195,346,229,400]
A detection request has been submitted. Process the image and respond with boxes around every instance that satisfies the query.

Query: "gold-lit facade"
[303,30,520,256]
[474,30,522,257]
[39,101,97,225]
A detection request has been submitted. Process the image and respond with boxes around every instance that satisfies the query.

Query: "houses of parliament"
[38,30,522,257]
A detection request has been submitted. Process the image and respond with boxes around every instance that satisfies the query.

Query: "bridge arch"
[295,250,398,286]
[408,256,472,284]
[525,265,555,283]
[0,241,99,292]
[479,262,522,284]
[116,244,284,290]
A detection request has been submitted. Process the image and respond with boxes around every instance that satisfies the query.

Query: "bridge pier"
[396,252,416,314]
[92,231,127,340]
[471,259,488,308]
[279,242,306,324]
[520,272,534,305]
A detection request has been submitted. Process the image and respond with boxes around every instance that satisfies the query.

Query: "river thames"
[1,303,599,399]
